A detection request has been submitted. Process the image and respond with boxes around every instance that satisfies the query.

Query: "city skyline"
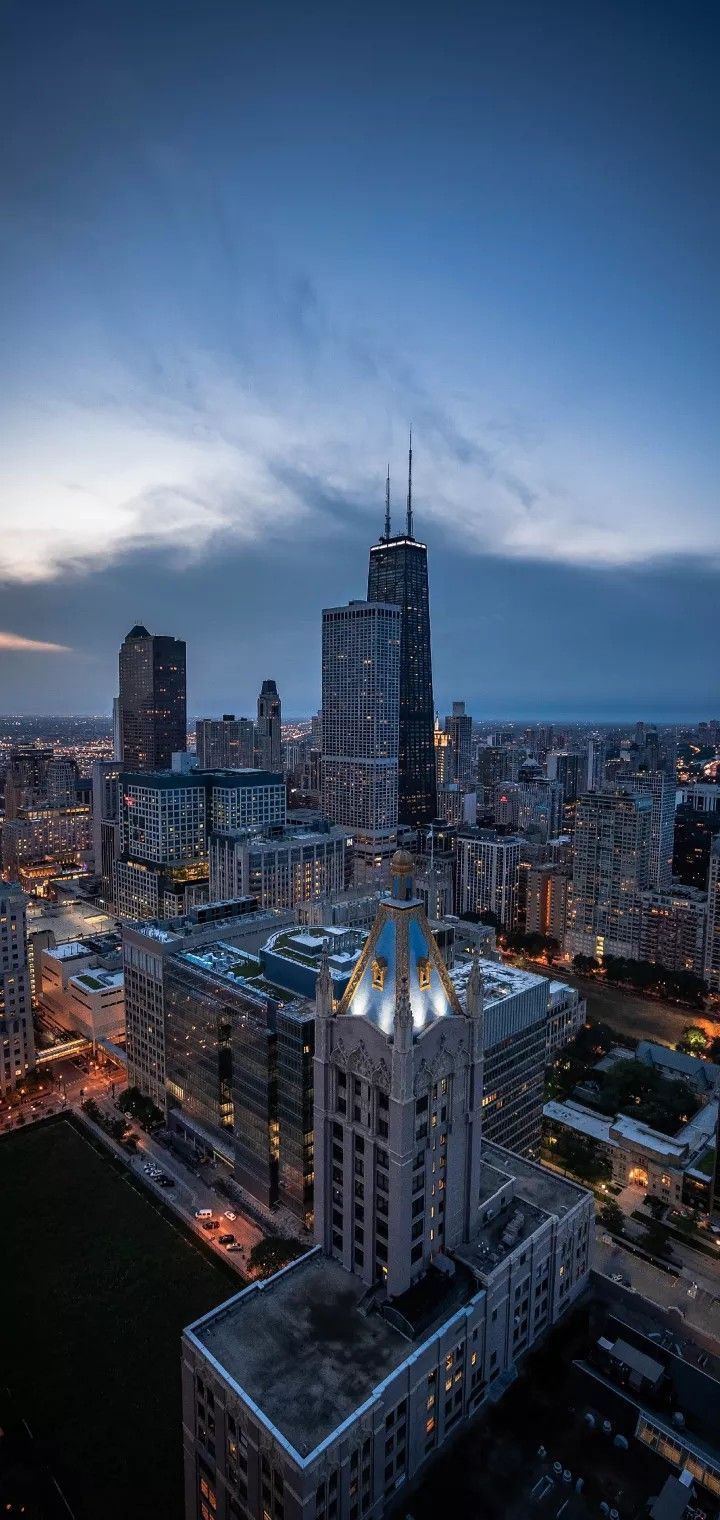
[1,1,719,717]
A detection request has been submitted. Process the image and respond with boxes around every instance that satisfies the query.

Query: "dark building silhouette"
[255,679,282,771]
[367,442,436,826]
[118,625,187,773]
[674,803,720,890]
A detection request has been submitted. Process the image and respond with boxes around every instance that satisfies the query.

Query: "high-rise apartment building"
[526,863,571,945]
[704,837,720,993]
[637,886,707,975]
[196,716,255,770]
[0,883,35,1096]
[321,600,401,882]
[624,770,675,888]
[444,701,473,783]
[182,854,592,1520]
[113,768,286,919]
[118,624,187,773]
[367,446,437,826]
[255,680,282,772]
[566,790,653,960]
[209,821,349,910]
[546,751,584,806]
[433,714,453,788]
[455,828,521,929]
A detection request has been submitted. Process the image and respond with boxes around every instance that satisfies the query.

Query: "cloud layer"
[0,630,71,653]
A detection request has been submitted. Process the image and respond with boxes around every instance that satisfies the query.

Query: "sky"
[1,0,718,720]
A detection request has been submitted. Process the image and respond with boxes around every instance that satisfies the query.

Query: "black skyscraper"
[367,441,437,826]
[118,625,187,773]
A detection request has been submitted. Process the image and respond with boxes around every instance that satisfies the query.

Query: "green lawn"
[0,1117,237,1520]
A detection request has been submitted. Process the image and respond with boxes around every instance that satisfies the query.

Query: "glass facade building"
[367,534,437,828]
[118,624,187,773]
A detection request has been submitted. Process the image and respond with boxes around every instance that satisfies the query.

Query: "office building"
[255,680,282,772]
[321,600,401,882]
[91,760,122,905]
[40,935,124,1045]
[455,829,521,929]
[0,883,35,1096]
[182,853,592,1520]
[118,624,187,773]
[450,956,549,1154]
[367,446,437,826]
[704,837,720,993]
[566,790,653,960]
[209,821,349,911]
[586,738,605,791]
[444,701,473,783]
[477,744,516,803]
[196,717,255,771]
[3,747,54,819]
[637,886,707,976]
[123,900,296,1109]
[526,863,572,945]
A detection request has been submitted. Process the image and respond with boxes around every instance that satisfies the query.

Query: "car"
[224,1210,237,1221]
[218,1233,235,1245]
[201,1220,219,1232]
[195,1208,213,1220]
[158,1176,175,1188]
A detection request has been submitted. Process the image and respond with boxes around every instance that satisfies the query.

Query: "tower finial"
[406,427,413,537]
[384,463,391,539]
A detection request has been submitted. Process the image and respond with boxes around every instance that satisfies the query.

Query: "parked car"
[218,1233,235,1246]
[202,1220,220,1232]
[195,1209,212,1220]
[224,1210,237,1221]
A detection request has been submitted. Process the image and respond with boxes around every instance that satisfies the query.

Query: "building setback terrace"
[189,1249,476,1461]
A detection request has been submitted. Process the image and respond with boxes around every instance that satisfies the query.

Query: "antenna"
[406,427,413,537]
[384,464,391,539]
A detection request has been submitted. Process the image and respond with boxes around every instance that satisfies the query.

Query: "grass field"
[0,1116,237,1520]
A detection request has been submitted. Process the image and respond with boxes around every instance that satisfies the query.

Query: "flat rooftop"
[190,1252,422,1458]
[450,955,547,1008]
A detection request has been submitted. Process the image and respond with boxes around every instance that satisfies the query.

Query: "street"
[0,1054,118,1132]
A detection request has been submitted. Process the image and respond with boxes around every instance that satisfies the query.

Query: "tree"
[117,1086,164,1130]
[573,954,600,976]
[677,1026,709,1056]
[639,1222,673,1261]
[599,1201,624,1236]
[248,1236,306,1280]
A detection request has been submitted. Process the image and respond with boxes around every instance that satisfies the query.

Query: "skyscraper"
[181,854,592,1520]
[118,625,187,773]
[367,444,437,826]
[196,715,255,769]
[0,883,35,1096]
[321,599,401,882]
[444,701,473,782]
[566,789,653,959]
[255,679,282,771]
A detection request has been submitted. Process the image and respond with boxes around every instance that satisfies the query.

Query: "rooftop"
[189,1250,461,1460]
[450,955,547,1009]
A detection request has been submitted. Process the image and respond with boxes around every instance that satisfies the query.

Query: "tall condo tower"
[321,600,401,882]
[118,625,187,773]
[367,439,437,826]
[255,679,282,772]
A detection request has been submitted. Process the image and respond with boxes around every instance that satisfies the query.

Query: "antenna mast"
[406,427,413,537]
[384,464,391,539]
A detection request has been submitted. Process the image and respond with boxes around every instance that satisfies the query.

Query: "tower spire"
[384,463,391,539]
[406,427,413,537]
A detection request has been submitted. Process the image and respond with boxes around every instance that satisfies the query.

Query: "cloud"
[1,289,717,586]
[0,630,71,653]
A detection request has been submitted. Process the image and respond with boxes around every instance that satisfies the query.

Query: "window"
[372,955,387,990]
[417,956,431,990]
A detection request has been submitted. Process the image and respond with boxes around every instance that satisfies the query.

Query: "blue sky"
[1,0,718,718]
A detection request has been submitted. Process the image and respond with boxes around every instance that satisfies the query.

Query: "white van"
[194,1208,212,1220]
